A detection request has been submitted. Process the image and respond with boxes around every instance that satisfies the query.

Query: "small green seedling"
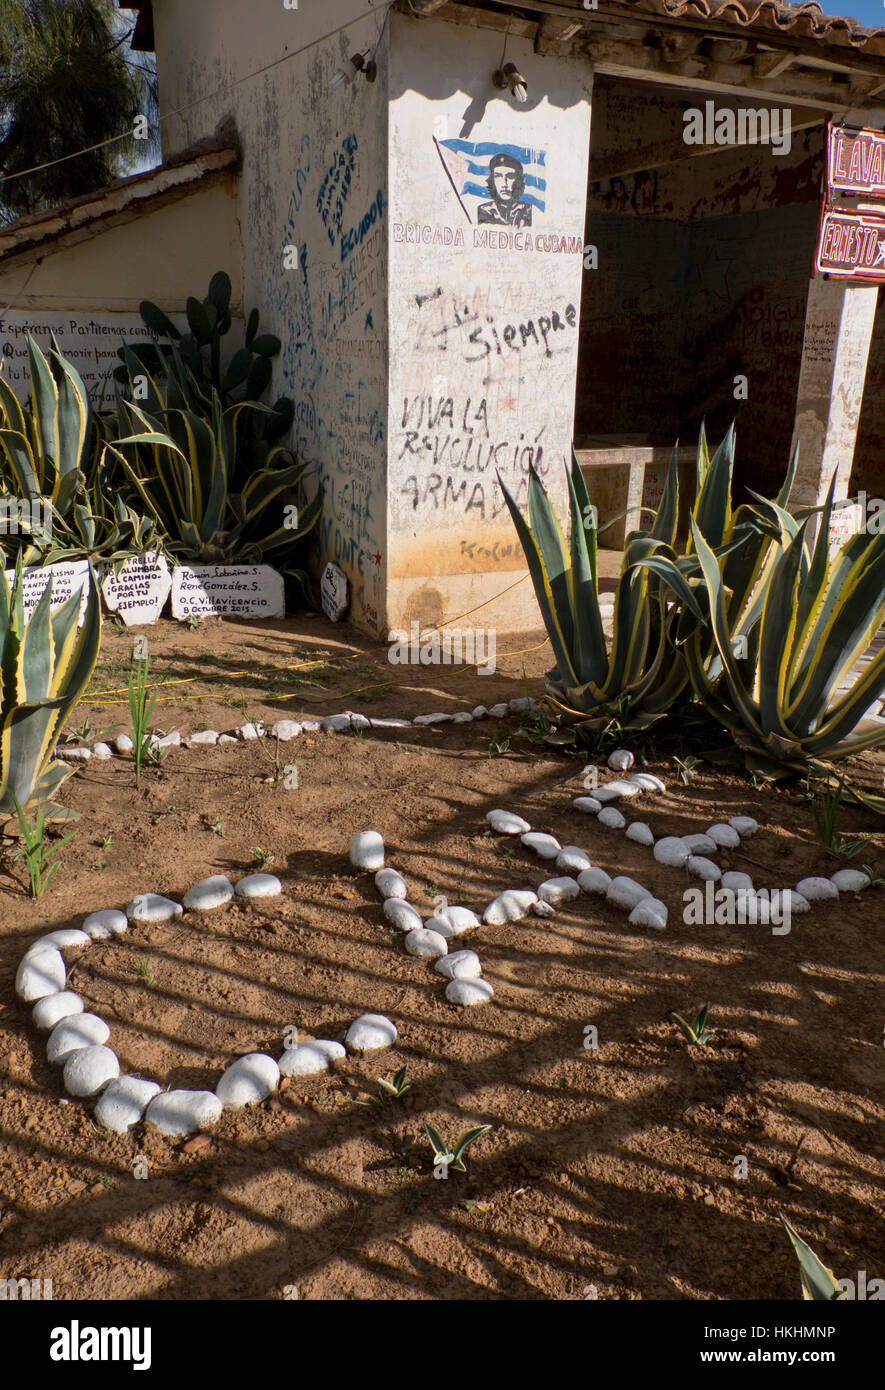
[128,651,158,786]
[811,775,873,860]
[779,1213,846,1300]
[8,795,77,898]
[138,954,157,989]
[670,1002,714,1046]
[423,1121,493,1175]
[250,846,274,870]
[357,1065,412,1114]
[675,754,700,786]
[488,736,510,758]
[208,813,225,836]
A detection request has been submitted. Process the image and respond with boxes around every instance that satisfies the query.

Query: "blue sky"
[815,0,885,27]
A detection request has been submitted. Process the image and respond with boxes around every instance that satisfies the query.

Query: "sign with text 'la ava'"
[815,208,885,283]
[827,124,885,198]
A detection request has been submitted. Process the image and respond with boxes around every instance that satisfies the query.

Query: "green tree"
[0,0,158,223]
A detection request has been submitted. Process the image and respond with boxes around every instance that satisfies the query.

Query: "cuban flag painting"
[434,138,546,228]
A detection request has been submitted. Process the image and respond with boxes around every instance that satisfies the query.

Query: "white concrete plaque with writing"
[100,553,172,626]
[320,562,349,622]
[3,561,90,626]
[171,564,285,621]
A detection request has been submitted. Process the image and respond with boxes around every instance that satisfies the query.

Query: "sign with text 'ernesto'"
[827,125,885,198]
[815,208,885,283]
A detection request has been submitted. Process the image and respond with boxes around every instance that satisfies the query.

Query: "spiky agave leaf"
[779,1214,846,1301]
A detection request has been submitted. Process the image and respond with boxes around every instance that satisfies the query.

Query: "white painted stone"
[234,873,282,900]
[60,746,91,761]
[598,807,626,829]
[772,888,811,914]
[24,928,90,958]
[687,856,722,882]
[280,1042,339,1076]
[404,928,448,958]
[573,796,602,813]
[383,899,423,931]
[184,729,219,747]
[345,1013,398,1052]
[629,897,668,930]
[145,1089,223,1135]
[434,949,482,980]
[153,732,180,750]
[115,733,134,754]
[92,742,113,759]
[320,561,348,621]
[538,876,581,905]
[729,816,759,837]
[218,733,238,744]
[82,909,128,939]
[452,712,473,723]
[471,705,488,719]
[126,893,183,923]
[299,719,321,733]
[101,553,171,626]
[346,712,369,730]
[577,867,612,894]
[63,1045,119,1097]
[375,868,408,899]
[606,877,652,912]
[830,868,870,892]
[596,780,641,802]
[424,905,479,937]
[47,1014,110,1064]
[235,722,264,741]
[349,830,385,869]
[33,991,84,1031]
[629,773,666,793]
[483,889,538,925]
[607,749,635,772]
[489,703,508,717]
[184,875,234,912]
[795,876,839,902]
[625,822,654,846]
[95,1076,161,1133]
[304,1039,346,1063]
[653,837,690,867]
[16,949,66,1001]
[269,720,301,741]
[707,823,740,849]
[413,712,452,725]
[520,831,562,858]
[509,697,532,712]
[486,808,531,835]
[721,871,754,893]
[172,563,285,620]
[533,899,555,917]
[683,834,718,855]
[556,846,591,874]
[369,716,412,729]
[322,713,352,732]
[446,978,494,1006]
[216,1053,280,1108]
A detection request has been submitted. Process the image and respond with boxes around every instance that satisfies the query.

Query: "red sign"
[827,124,885,198]
[816,207,885,283]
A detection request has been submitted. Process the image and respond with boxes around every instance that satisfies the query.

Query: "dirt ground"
[0,611,883,1301]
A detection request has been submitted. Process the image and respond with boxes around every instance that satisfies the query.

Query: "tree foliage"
[0,0,158,222]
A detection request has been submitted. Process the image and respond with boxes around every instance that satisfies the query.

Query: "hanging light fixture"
[330,52,377,90]
[493,62,528,104]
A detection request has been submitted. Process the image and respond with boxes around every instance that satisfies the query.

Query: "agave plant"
[677,472,885,781]
[0,556,101,824]
[779,1213,846,1300]
[0,336,166,566]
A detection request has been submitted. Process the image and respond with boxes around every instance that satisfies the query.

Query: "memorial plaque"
[320,562,349,622]
[3,560,90,625]
[171,564,285,621]
[100,553,172,626]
